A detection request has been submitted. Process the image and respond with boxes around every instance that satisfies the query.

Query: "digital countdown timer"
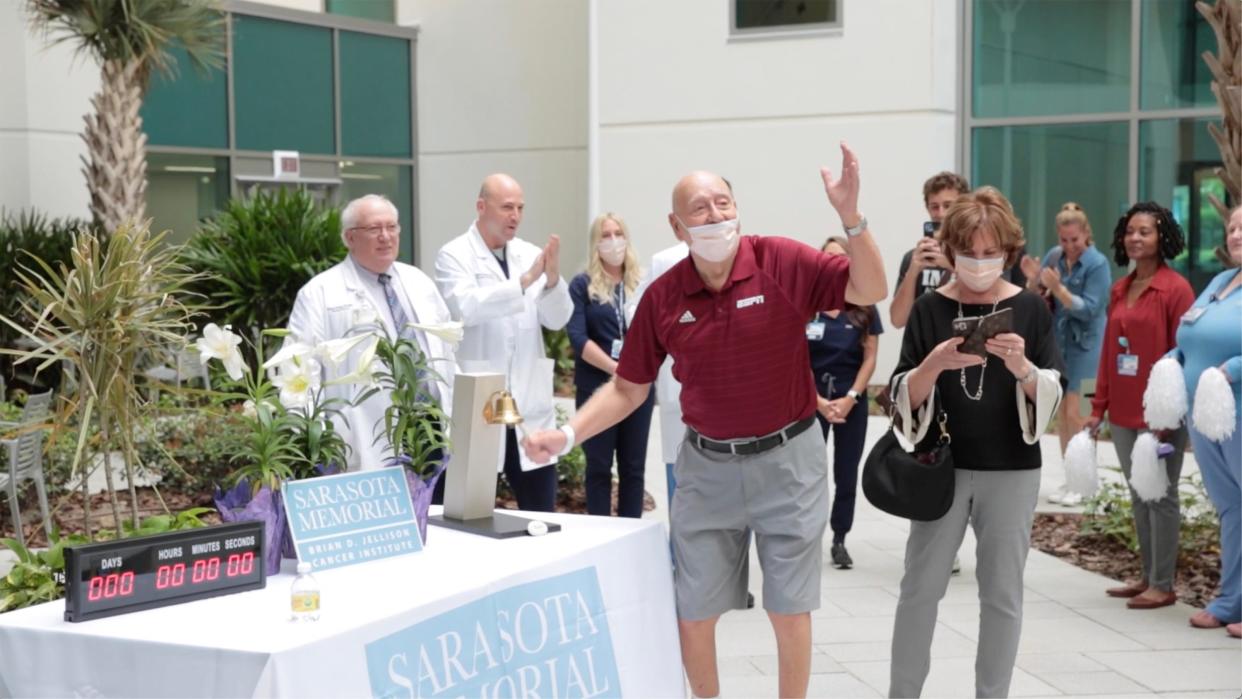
[64,521,266,622]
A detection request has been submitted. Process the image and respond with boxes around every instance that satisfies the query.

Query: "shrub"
[0,211,101,390]
[179,189,345,347]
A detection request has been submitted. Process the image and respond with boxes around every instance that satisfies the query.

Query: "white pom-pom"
[1064,430,1099,498]
[1128,432,1168,502]
[1143,357,1188,430]
[1192,367,1237,443]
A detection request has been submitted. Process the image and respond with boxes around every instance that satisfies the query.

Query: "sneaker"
[1047,486,1070,505]
[831,542,853,569]
[1059,491,1084,507]
[951,555,962,575]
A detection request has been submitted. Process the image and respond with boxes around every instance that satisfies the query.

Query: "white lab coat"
[287,257,456,471]
[435,223,573,473]
[633,242,689,464]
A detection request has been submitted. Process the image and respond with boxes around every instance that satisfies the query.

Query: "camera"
[922,220,940,237]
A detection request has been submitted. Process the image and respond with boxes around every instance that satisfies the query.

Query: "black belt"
[688,416,816,456]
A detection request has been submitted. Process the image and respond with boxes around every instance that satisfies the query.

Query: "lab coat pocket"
[514,357,555,426]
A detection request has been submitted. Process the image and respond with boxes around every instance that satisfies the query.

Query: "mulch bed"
[1029,512,1221,609]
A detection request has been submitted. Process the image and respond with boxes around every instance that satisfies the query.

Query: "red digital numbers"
[90,550,254,602]
[86,571,134,601]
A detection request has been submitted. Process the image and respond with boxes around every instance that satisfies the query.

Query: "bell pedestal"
[428,372,560,539]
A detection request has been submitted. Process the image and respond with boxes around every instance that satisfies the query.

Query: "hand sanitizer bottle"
[290,561,320,621]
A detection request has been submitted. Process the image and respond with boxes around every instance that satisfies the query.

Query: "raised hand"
[1019,255,1041,283]
[543,235,561,288]
[520,252,546,291]
[820,141,861,225]
[1039,266,1062,291]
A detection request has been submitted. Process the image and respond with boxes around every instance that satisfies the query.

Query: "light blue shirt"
[1173,268,1242,408]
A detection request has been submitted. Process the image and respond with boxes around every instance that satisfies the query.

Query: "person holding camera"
[889,172,967,329]
[1086,202,1194,611]
[886,187,1064,698]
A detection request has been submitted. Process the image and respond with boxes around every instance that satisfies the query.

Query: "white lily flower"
[196,323,246,381]
[405,321,464,346]
[270,357,322,410]
[326,335,380,388]
[262,340,316,371]
[315,333,377,368]
[241,400,257,418]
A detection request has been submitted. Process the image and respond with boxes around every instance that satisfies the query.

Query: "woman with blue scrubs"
[807,236,882,568]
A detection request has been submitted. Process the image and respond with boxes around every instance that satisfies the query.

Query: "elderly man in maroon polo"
[524,143,886,699]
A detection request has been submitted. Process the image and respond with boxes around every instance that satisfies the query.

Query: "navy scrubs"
[567,273,655,517]
[807,309,883,542]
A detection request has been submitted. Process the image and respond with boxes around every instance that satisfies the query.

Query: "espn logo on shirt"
[736,295,764,309]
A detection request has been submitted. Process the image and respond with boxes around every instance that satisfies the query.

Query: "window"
[973,122,1129,275]
[232,15,335,154]
[731,0,839,36]
[326,0,394,24]
[972,0,1130,118]
[141,43,228,149]
[146,154,230,245]
[1139,117,1228,289]
[339,31,411,158]
[1140,0,1214,110]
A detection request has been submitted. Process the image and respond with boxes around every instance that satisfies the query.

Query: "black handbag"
[862,409,955,521]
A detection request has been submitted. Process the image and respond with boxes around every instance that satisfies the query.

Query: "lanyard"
[613,283,627,337]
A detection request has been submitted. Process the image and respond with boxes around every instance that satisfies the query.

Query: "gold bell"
[483,390,524,426]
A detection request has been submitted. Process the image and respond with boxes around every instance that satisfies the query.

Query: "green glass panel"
[1140,0,1214,110]
[735,0,836,29]
[146,153,230,246]
[141,44,228,149]
[326,0,394,23]
[339,32,411,158]
[972,0,1130,118]
[233,16,334,154]
[1139,118,1227,290]
[340,162,414,263]
[972,122,1129,279]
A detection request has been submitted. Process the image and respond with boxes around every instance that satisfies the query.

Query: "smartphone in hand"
[951,307,1014,358]
[922,221,940,237]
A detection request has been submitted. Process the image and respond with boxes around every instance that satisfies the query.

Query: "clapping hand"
[1039,266,1062,291]
[820,141,861,227]
[1019,255,1041,284]
[542,235,561,287]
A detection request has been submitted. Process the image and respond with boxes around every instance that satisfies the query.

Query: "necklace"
[957,295,1000,401]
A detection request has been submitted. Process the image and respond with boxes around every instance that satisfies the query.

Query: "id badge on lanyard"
[1117,335,1139,377]
[806,319,826,341]
[612,285,627,360]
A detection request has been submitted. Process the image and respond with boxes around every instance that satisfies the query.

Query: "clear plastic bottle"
[290,561,320,621]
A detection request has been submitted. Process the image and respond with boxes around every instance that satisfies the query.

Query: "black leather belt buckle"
[694,417,813,456]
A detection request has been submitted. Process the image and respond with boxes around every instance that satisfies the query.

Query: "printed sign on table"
[284,469,422,572]
[365,567,620,699]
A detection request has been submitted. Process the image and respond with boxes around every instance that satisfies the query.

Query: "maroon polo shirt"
[617,235,849,439]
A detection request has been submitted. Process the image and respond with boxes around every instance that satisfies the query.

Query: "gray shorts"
[670,422,828,619]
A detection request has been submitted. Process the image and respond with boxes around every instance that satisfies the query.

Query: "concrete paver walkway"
[635,406,1241,698]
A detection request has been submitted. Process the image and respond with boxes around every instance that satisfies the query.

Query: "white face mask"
[955,254,1005,292]
[596,237,627,267]
[680,217,740,263]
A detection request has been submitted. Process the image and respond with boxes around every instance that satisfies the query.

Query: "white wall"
[595,0,961,380]
[397,0,589,274]
[0,1,97,220]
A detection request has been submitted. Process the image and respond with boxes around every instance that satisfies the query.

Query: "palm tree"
[27,0,225,233]
[1198,0,1240,214]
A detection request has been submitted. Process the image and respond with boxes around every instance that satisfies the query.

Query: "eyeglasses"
[350,223,401,238]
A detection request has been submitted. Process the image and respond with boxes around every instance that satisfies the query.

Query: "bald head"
[668,170,737,240]
[476,173,525,248]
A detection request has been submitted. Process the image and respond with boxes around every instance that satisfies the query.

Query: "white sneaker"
[1047,486,1070,505]
[1059,491,1084,507]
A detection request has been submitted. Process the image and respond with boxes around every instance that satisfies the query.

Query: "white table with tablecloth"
[0,508,683,698]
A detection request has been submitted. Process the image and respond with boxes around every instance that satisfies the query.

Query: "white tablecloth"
[0,509,683,698]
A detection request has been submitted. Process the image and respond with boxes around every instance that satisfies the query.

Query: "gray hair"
[340,194,399,247]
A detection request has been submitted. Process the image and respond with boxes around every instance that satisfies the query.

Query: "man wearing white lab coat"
[434,173,572,512]
[288,194,456,473]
